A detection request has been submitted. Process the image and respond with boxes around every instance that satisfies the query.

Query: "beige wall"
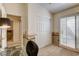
[53,5,79,32]
[3,3,28,33]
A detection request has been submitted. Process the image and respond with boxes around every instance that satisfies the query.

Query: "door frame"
[7,14,22,47]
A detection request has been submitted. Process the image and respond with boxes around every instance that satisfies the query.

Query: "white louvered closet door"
[35,16,51,48]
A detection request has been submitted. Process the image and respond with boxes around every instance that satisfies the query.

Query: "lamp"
[0,18,11,28]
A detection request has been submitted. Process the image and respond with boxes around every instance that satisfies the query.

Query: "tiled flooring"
[0,47,21,56]
[38,45,79,56]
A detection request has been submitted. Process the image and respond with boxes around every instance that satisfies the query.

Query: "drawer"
[53,36,59,46]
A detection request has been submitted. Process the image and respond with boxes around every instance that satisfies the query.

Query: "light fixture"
[0,18,11,28]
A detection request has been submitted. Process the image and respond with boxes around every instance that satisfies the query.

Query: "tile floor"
[38,45,79,56]
[0,47,21,56]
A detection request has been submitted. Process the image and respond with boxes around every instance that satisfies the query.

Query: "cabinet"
[52,32,59,46]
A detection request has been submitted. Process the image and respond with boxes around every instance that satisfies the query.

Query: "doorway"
[7,14,21,47]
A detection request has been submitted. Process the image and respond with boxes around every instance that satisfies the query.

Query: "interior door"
[60,17,67,46]
[35,16,51,48]
[66,16,75,48]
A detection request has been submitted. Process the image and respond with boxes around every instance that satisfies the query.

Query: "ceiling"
[40,3,79,13]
